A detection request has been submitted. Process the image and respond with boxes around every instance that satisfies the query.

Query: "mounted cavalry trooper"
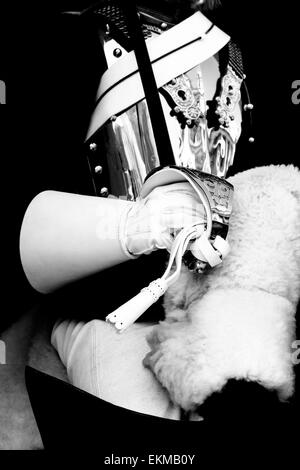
[21,0,299,440]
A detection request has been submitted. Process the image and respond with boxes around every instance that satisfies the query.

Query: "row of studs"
[89,141,109,197]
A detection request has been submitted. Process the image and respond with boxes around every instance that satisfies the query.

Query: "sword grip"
[106,278,168,332]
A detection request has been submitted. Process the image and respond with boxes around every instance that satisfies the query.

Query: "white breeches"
[51,318,180,420]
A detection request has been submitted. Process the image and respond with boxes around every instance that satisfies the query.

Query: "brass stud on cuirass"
[100,187,109,197]
[95,166,103,174]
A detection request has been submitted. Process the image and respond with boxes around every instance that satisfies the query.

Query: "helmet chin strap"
[106,177,230,333]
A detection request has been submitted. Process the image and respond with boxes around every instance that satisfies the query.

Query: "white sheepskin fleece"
[145,165,300,411]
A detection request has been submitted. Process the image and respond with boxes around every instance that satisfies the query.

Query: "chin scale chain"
[225,40,255,144]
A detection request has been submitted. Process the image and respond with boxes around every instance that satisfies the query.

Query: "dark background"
[0,0,299,458]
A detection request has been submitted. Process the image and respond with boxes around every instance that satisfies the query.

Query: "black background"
[0,0,299,459]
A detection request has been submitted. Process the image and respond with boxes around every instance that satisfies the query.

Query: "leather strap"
[124,1,174,168]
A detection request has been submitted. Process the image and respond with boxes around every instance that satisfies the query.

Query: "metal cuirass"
[84,2,245,202]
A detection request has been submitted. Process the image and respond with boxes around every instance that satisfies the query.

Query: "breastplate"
[84,2,245,200]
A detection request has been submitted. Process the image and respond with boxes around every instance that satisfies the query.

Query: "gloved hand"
[120,182,206,257]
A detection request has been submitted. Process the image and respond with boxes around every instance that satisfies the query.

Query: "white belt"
[86,11,230,141]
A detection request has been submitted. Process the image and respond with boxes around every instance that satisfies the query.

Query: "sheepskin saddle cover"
[144,165,300,411]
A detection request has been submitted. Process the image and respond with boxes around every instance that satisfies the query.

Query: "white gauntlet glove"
[120,182,206,257]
